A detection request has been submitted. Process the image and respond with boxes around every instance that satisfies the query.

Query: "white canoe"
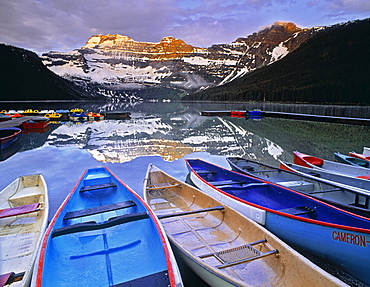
[363,147,370,156]
[280,160,370,192]
[143,164,347,287]
[293,151,370,178]
[0,174,48,287]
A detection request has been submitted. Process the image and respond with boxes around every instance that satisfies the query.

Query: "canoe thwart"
[52,212,149,238]
[80,182,116,193]
[110,270,170,287]
[146,182,181,190]
[157,205,224,219]
[0,272,25,287]
[64,200,136,220]
[0,203,40,219]
[278,206,316,216]
[199,239,279,269]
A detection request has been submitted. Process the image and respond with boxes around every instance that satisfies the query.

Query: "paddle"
[0,272,25,287]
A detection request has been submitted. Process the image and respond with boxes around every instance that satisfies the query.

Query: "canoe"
[0,127,22,150]
[185,158,370,285]
[32,167,182,287]
[0,114,12,122]
[22,117,49,130]
[280,160,370,192]
[349,151,370,162]
[0,174,48,287]
[363,147,370,156]
[293,151,370,178]
[86,112,104,121]
[69,112,87,121]
[334,152,370,168]
[227,157,370,218]
[143,164,347,287]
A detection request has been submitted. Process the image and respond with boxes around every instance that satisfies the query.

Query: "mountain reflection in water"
[11,101,370,165]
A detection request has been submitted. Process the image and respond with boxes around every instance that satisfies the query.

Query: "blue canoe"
[0,127,22,150]
[334,152,370,168]
[32,167,183,287]
[185,159,370,286]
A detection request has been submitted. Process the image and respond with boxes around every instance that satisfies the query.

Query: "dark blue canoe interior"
[42,168,171,286]
[187,159,370,229]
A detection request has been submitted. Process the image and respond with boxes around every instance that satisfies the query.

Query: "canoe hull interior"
[35,167,181,287]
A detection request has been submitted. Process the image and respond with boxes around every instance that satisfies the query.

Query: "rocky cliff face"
[41,22,324,100]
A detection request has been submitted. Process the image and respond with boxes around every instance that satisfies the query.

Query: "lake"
[1,101,369,286]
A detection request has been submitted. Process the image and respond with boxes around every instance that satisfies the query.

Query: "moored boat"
[143,164,347,287]
[22,117,49,129]
[334,152,370,168]
[280,160,370,192]
[363,147,370,156]
[32,167,183,287]
[0,174,48,287]
[293,151,370,178]
[185,158,370,285]
[0,114,12,122]
[44,112,62,119]
[349,151,370,162]
[69,112,87,121]
[227,157,370,217]
[0,127,22,150]
[86,112,104,121]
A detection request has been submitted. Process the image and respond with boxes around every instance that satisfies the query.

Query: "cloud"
[0,0,368,54]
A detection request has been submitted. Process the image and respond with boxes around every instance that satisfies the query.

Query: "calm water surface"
[1,101,369,286]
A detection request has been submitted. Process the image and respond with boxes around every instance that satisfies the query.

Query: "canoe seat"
[349,194,370,208]
[146,182,181,190]
[196,169,216,175]
[80,182,116,193]
[278,206,316,216]
[0,203,40,219]
[199,239,278,269]
[277,181,314,192]
[224,183,268,193]
[208,180,246,186]
[304,156,324,166]
[308,188,342,194]
[249,170,276,173]
[0,272,25,287]
[52,212,149,238]
[111,270,170,287]
[64,200,136,220]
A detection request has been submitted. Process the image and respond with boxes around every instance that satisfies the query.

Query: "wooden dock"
[200,110,370,126]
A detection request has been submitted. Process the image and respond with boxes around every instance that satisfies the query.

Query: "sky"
[0,0,369,55]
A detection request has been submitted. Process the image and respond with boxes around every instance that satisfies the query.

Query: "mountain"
[183,19,370,104]
[0,44,95,101]
[41,22,322,101]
